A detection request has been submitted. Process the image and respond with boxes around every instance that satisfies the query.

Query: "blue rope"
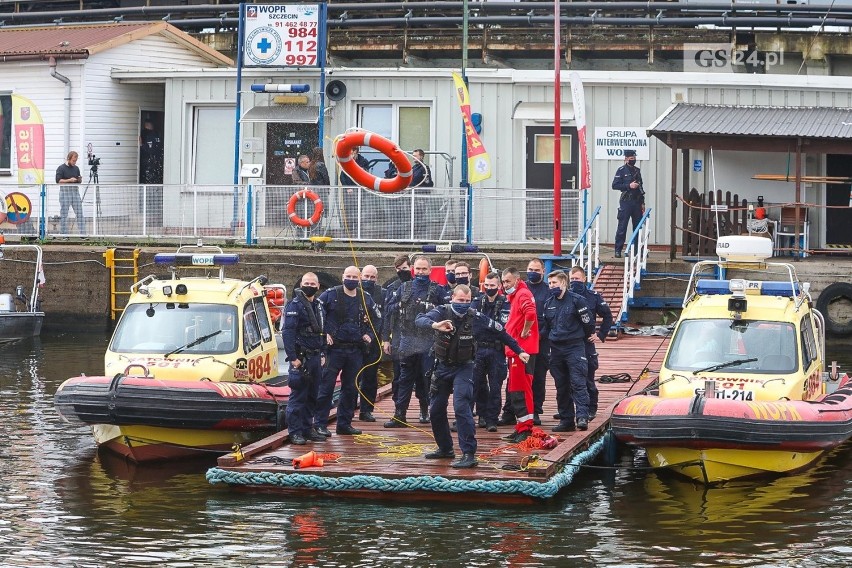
[207,436,605,500]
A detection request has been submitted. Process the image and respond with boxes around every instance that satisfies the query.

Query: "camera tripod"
[81,163,102,217]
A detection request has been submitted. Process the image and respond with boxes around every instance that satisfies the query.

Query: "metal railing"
[3,183,584,246]
[620,207,653,324]
[568,205,602,280]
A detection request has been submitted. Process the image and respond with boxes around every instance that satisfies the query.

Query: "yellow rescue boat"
[612,236,852,483]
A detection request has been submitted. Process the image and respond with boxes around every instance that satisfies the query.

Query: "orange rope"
[478,427,559,459]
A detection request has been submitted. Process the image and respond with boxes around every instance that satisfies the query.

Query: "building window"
[1,94,11,173]
[534,134,572,164]
[356,103,431,176]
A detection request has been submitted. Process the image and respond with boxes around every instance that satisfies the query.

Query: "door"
[826,154,852,246]
[524,125,579,239]
[265,122,319,226]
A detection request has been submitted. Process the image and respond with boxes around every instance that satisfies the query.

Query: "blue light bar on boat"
[153,253,240,267]
[695,279,799,297]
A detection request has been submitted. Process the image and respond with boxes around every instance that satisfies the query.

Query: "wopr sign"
[683,43,784,73]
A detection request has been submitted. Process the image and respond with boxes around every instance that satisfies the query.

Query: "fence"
[2,183,584,245]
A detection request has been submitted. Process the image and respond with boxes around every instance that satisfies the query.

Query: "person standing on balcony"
[55,151,85,235]
[611,149,645,258]
[339,146,370,235]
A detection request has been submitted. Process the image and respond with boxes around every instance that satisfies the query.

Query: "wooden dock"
[207,334,669,503]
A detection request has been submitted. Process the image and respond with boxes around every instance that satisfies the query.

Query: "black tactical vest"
[433,307,475,364]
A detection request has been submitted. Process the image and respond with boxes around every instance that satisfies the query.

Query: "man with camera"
[55,151,85,235]
[611,149,644,258]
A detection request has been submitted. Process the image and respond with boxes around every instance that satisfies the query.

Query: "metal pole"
[231,3,246,232]
[318,2,328,149]
[462,0,473,244]
[553,0,562,256]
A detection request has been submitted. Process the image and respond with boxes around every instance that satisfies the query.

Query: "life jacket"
[398,280,439,330]
[433,307,476,364]
[294,289,323,338]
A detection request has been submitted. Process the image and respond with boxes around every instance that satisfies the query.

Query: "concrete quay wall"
[0,245,848,329]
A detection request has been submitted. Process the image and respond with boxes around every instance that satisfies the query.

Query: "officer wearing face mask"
[316,266,380,437]
[568,266,613,421]
[441,261,479,304]
[357,264,385,422]
[439,259,458,300]
[383,255,444,427]
[541,270,596,432]
[282,272,327,445]
[611,149,645,258]
[382,254,413,402]
[474,272,512,432]
[416,284,529,469]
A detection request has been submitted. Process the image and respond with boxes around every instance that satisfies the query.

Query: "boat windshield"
[109,303,238,355]
[665,319,798,374]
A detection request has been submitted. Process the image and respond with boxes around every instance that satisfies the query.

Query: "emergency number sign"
[243,4,320,67]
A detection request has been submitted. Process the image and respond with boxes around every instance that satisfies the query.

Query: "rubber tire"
[816,282,852,336]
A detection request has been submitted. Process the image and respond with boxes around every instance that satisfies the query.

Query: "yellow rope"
[352,433,435,459]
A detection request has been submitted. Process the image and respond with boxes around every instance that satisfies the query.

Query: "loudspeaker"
[326,80,347,101]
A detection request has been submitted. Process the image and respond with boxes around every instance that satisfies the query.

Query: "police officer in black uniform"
[569,266,614,420]
[316,266,380,436]
[358,264,385,422]
[611,149,645,258]
[416,284,529,468]
[382,254,412,406]
[473,272,511,432]
[383,255,443,427]
[542,271,596,432]
[282,272,326,445]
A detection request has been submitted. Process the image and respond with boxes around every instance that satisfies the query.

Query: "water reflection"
[0,330,850,566]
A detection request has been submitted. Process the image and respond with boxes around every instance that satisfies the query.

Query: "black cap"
[624,149,637,157]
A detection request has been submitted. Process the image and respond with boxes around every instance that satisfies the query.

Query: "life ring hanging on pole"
[334,130,413,194]
[287,189,324,227]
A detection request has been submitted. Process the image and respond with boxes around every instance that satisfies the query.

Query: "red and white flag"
[569,72,591,190]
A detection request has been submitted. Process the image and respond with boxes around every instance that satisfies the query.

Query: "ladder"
[104,248,140,321]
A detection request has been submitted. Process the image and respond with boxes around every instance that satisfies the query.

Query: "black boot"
[497,413,516,426]
[424,448,456,459]
[451,453,479,468]
[384,413,406,428]
[419,401,429,424]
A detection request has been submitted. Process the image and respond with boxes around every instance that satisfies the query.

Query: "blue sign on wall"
[693,159,703,172]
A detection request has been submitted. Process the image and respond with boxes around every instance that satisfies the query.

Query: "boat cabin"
[659,236,826,401]
[105,248,286,383]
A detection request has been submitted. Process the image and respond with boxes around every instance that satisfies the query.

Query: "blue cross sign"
[256,37,272,54]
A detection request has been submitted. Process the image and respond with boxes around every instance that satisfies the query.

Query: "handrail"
[0,244,43,315]
[569,205,601,279]
[620,208,653,324]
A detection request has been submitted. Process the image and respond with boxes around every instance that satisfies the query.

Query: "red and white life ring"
[334,131,412,194]
[287,189,324,227]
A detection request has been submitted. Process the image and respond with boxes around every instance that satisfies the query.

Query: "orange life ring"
[478,257,491,291]
[334,131,413,193]
[287,189,324,227]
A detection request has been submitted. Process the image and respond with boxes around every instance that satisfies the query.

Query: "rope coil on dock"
[206,436,606,499]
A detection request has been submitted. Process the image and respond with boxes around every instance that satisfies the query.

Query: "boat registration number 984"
[694,388,754,401]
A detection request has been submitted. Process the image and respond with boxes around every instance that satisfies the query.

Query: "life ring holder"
[287,189,324,227]
[334,130,413,194]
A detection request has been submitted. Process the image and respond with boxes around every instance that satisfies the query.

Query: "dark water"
[2,330,851,567]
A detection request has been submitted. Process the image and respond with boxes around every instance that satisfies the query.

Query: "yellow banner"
[11,94,45,185]
[451,72,491,184]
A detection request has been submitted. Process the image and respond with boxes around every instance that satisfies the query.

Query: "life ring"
[287,189,324,227]
[334,131,412,193]
[816,282,852,336]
